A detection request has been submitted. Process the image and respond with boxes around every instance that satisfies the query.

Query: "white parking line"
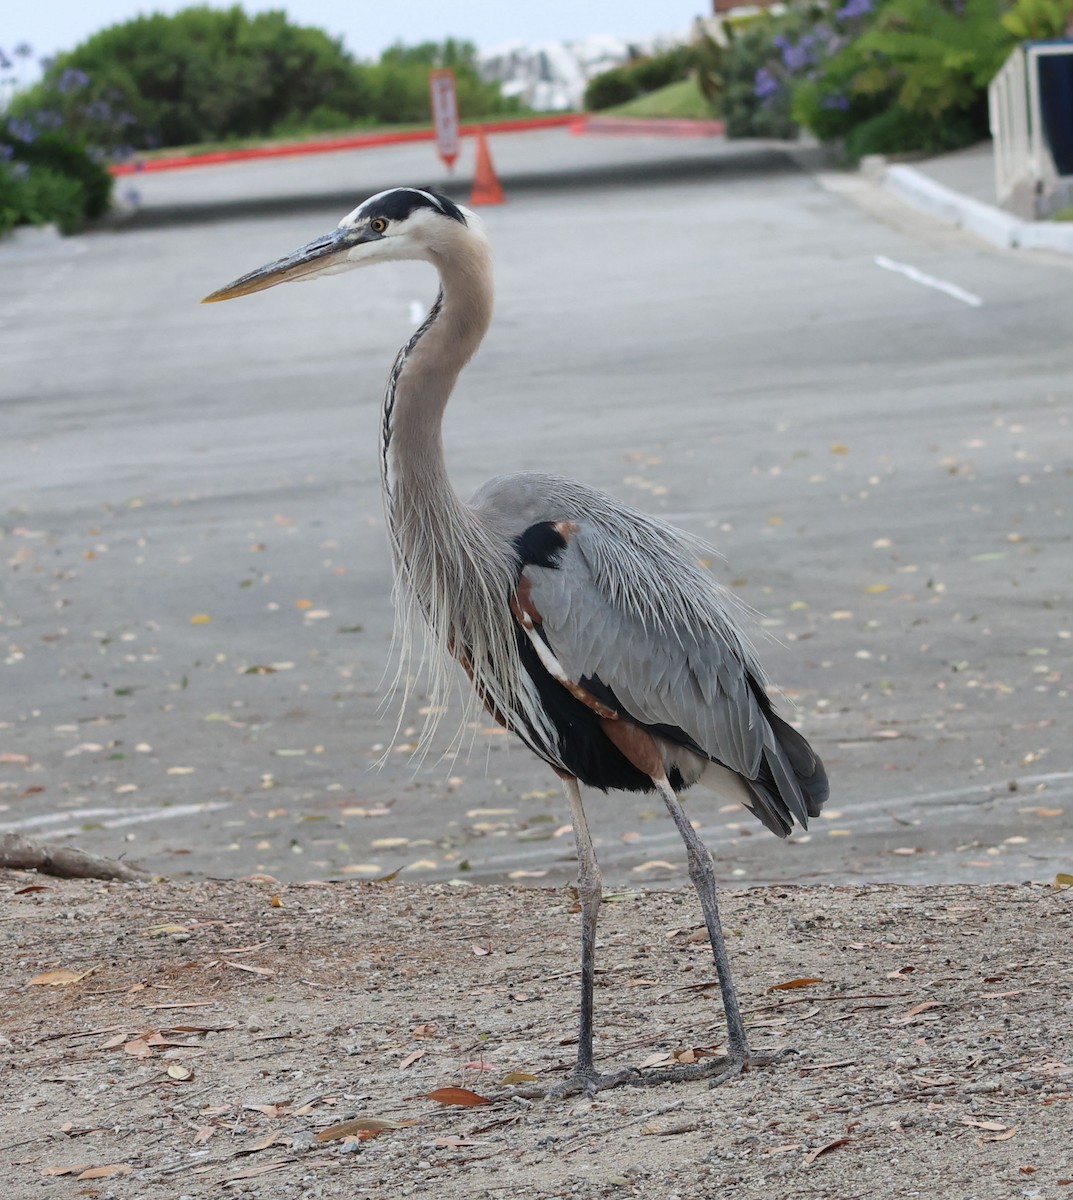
[874,254,984,307]
[0,800,229,836]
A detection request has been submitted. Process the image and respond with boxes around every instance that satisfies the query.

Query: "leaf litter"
[3,876,1072,1200]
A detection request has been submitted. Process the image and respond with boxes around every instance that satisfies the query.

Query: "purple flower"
[781,38,817,73]
[0,144,13,161]
[12,161,29,179]
[57,66,90,93]
[35,109,65,131]
[822,93,851,109]
[7,117,37,143]
[14,42,33,57]
[0,49,12,70]
[837,0,874,18]
[121,185,141,206]
[754,67,781,100]
[85,98,112,122]
[39,55,55,71]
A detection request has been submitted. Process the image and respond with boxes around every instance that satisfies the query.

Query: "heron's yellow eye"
[370,217,388,234]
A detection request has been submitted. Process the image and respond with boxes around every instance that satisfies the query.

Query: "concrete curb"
[571,116,726,137]
[880,162,1073,256]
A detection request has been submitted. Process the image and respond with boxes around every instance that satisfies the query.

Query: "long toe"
[544,1065,641,1100]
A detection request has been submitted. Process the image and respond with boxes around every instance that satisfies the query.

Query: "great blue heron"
[204,187,829,1096]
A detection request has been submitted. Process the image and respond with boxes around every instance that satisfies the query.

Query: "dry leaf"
[804,1137,852,1164]
[14,884,50,894]
[768,977,824,992]
[435,1137,483,1148]
[1055,873,1073,888]
[226,961,274,977]
[315,1117,413,1142]
[76,1164,133,1180]
[399,1049,426,1069]
[500,1070,538,1085]
[166,1064,193,1080]
[892,1000,942,1024]
[638,1051,673,1070]
[234,1134,281,1156]
[29,967,97,987]
[419,1087,492,1107]
[189,613,212,624]
[962,1118,1008,1131]
[41,1166,93,1177]
[981,1127,1018,1143]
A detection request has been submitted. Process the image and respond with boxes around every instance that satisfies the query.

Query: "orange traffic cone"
[469,130,504,206]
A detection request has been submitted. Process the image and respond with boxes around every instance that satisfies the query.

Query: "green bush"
[585,68,641,110]
[12,131,112,218]
[367,39,518,124]
[11,7,371,149]
[757,0,1073,162]
[0,162,90,234]
[0,118,113,234]
[843,103,987,160]
[584,46,698,111]
[722,19,801,139]
[11,17,518,149]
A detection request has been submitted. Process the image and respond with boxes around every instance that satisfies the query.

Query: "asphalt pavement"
[2,128,1071,889]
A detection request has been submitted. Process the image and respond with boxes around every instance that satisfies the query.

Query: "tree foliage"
[10,10,517,151]
[723,0,1073,159]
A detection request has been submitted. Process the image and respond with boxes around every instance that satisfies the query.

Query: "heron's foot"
[545,1064,641,1100]
[497,1049,791,1102]
[630,1045,793,1089]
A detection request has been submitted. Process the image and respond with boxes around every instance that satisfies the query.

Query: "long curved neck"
[380,239,494,518]
[375,228,559,762]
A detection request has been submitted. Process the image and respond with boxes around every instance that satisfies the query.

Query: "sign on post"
[429,69,460,170]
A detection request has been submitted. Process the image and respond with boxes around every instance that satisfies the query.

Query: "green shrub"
[0,117,113,234]
[0,162,89,234]
[843,103,987,160]
[772,0,1073,161]
[11,18,518,149]
[585,68,641,110]
[585,46,698,112]
[722,19,801,139]
[10,7,370,149]
[12,131,112,218]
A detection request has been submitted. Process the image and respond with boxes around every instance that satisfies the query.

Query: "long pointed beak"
[201,227,359,303]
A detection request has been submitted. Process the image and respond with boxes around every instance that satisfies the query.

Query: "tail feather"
[737,707,828,839]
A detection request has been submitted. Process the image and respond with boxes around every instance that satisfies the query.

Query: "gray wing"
[521,518,828,836]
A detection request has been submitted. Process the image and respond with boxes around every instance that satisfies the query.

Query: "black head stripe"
[360,187,467,226]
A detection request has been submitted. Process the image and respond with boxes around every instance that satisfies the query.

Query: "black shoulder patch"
[360,187,467,225]
[514,522,568,569]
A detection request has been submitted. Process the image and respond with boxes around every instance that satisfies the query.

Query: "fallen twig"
[0,834,150,883]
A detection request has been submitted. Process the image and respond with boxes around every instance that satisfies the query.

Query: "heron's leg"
[651,774,750,1064]
[561,774,602,1078]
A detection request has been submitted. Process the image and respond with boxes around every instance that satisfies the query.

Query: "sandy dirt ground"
[2,872,1071,1199]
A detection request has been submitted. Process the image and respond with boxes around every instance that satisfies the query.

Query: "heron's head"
[202,187,481,304]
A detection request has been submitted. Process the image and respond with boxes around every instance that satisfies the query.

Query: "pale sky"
[7,1,703,75]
